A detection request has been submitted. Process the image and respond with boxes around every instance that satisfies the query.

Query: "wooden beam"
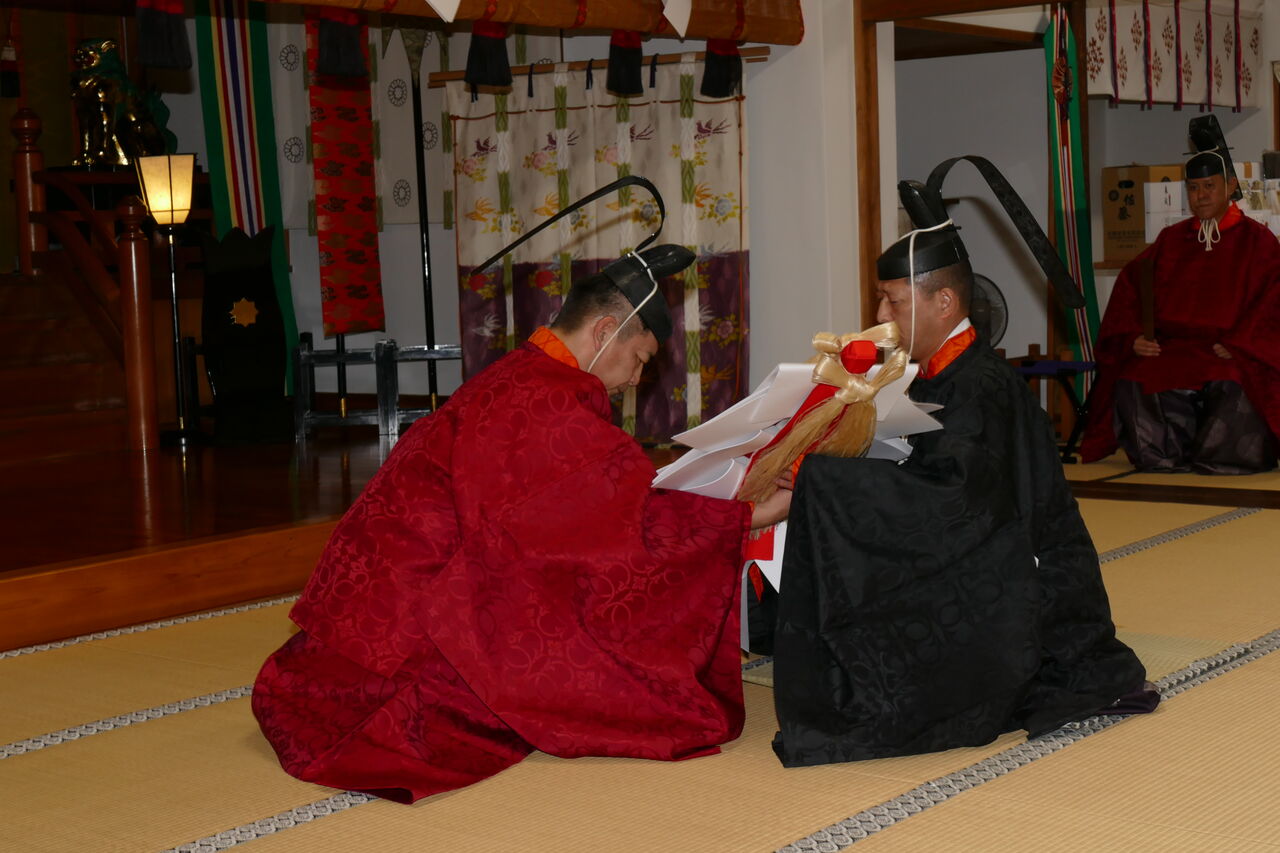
[862,0,1043,24]
[428,45,770,88]
[895,17,1042,62]
[854,11,881,327]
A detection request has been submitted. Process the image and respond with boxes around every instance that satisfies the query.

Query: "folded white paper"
[653,360,943,499]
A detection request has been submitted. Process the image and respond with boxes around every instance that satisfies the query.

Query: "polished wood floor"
[0,427,389,577]
[4,426,1277,581]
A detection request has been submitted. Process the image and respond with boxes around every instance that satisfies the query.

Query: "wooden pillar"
[11,109,47,277]
[117,196,160,451]
[854,10,881,326]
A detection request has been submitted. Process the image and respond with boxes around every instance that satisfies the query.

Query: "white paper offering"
[652,360,942,498]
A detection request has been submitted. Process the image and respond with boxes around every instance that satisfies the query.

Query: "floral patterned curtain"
[446,56,749,442]
[1085,0,1264,109]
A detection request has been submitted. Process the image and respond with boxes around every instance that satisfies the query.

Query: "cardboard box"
[1144,181,1184,214]
[1102,164,1182,260]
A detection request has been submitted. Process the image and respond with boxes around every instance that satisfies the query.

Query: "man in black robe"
[771,175,1155,768]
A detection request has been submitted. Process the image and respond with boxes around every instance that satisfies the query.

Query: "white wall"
[895,48,1052,360]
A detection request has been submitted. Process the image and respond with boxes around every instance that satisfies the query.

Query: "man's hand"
[1133,336,1161,357]
[749,474,795,530]
[1213,343,1233,359]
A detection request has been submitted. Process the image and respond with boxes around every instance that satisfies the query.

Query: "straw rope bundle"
[737,323,908,505]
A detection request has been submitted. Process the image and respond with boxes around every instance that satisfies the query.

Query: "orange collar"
[920,325,977,379]
[529,326,579,369]
[1217,202,1243,233]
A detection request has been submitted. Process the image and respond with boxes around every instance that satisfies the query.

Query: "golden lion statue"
[71,38,173,166]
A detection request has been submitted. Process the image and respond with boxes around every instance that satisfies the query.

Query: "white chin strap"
[905,219,956,363]
[586,251,660,373]
[1197,217,1221,251]
[1192,150,1228,252]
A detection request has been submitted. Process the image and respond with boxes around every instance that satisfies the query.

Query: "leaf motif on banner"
[1242,63,1252,97]
[1195,21,1204,58]
[1152,51,1163,87]
[1162,18,1174,53]
[1250,27,1260,59]
[1117,44,1128,87]
[1129,12,1141,50]
[1087,36,1104,81]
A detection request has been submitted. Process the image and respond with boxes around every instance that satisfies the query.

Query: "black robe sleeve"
[771,343,1147,767]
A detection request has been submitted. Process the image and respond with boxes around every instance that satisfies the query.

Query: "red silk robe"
[252,341,752,803]
[1082,208,1280,462]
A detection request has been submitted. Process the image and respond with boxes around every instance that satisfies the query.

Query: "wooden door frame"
[853,0,1088,325]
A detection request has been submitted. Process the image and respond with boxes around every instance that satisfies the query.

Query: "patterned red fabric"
[1082,210,1280,461]
[305,13,384,336]
[253,342,752,802]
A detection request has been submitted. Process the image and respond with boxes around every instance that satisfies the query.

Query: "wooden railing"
[11,108,159,451]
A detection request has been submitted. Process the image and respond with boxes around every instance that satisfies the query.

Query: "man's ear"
[1227,175,1240,197]
[936,286,958,320]
[591,314,618,348]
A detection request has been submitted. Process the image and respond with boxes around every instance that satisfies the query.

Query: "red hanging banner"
[305,10,385,336]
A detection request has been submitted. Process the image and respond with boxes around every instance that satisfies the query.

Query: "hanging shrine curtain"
[447,57,749,442]
[264,8,459,337]
[1084,0,1264,109]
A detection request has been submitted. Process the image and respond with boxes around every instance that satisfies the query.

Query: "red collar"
[920,325,977,379]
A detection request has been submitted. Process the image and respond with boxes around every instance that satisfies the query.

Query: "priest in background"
[771,171,1155,769]
[1082,121,1280,472]
[253,245,791,803]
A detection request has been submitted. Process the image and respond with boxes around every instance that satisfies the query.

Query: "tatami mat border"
[1094,506,1259,562]
[0,686,254,760]
[776,625,1280,852]
[159,793,376,853]
[0,595,300,659]
[156,627,1280,853]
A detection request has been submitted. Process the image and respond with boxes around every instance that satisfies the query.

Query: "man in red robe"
[252,246,791,803]
[1082,142,1280,472]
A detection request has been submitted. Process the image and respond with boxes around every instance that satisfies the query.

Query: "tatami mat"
[1075,498,1226,553]
[1120,468,1280,490]
[1099,509,1280,645]
[1,497,1277,852]
[853,650,1280,852]
[0,603,295,744]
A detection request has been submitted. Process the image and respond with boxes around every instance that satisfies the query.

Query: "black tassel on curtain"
[316,8,366,78]
[137,0,192,70]
[465,20,512,91]
[606,30,643,97]
[700,38,742,98]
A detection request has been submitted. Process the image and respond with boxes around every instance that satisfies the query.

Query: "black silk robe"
[772,340,1147,767]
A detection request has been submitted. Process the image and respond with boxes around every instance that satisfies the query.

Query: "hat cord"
[587,250,660,374]
[906,219,956,367]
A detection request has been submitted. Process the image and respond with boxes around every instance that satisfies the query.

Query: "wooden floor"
[0,428,388,577]
[2,425,1278,652]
